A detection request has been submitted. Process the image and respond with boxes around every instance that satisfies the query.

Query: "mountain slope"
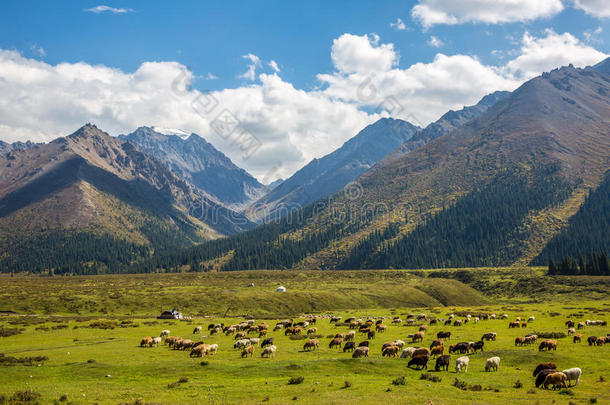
[144,61,610,272]
[0,140,40,156]
[0,124,253,274]
[119,127,268,210]
[380,91,509,164]
[246,118,420,222]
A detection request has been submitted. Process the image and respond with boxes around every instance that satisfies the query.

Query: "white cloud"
[329,33,398,74]
[0,31,606,180]
[0,49,378,180]
[573,0,610,17]
[238,53,261,81]
[204,72,218,80]
[390,18,408,31]
[85,5,134,14]
[505,29,607,79]
[428,36,444,48]
[269,60,280,72]
[412,0,564,28]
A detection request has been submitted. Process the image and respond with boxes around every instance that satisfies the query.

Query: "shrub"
[533,331,566,339]
[0,353,48,366]
[513,380,523,388]
[0,327,24,337]
[200,361,209,366]
[87,359,96,363]
[392,376,406,386]
[420,373,442,382]
[288,376,304,385]
[59,394,68,402]
[559,389,575,396]
[10,390,41,403]
[590,398,598,403]
[342,380,352,389]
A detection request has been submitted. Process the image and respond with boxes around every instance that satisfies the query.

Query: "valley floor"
[0,269,609,404]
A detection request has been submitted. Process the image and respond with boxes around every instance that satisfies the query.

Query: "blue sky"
[0,1,609,180]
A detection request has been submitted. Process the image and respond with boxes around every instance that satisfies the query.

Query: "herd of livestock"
[139,313,609,390]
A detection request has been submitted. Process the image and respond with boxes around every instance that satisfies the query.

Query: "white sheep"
[160,330,170,337]
[261,345,277,358]
[208,343,218,354]
[562,368,582,386]
[152,337,162,346]
[456,356,469,372]
[485,356,500,372]
[400,347,417,359]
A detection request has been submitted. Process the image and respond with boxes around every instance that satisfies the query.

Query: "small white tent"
[276,286,286,292]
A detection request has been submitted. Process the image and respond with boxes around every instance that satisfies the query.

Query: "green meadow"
[0,269,609,404]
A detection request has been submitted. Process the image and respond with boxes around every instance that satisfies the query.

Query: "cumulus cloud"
[411,0,564,28]
[85,5,134,14]
[0,49,377,180]
[0,30,606,180]
[573,0,610,17]
[505,29,607,79]
[428,36,444,48]
[390,18,407,31]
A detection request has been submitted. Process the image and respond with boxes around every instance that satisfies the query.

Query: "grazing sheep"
[481,332,497,341]
[160,330,170,337]
[565,320,575,328]
[567,327,576,336]
[140,337,153,347]
[303,339,319,351]
[376,324,387,333]
[437,331,451,340]
[249,338,260,346]
[577,322,585,330]
[261,345,277,358]
[345,331,356,342]
[450,342,470,354]
[358,341,369,348]
[453,320,463,327]
[235,332,247,340]
[435,354,451,371]
[329,337,343,349]
[455,356,469,373]
[561,368,582,387]
[343,341,356,352]
[588,336,598,346]
[538,339,557,352]
[400,347,417,359]
[412,332,424,343]
[368,330,376,339]
[430,345,444,358]
[208,344,218,355]
[543,372,567,390]
[408,354,429,370]
[528,316,535,322]
[533,363,557,377]
[307,327,317,335]
[193,326,202,334]
[262,337,274,348]
[382,345,400,357]
[573,334,582,343]
[535,369,557,388]
[190,344,210,357]
[430,339,443,349]
[151,337,162,346]
[234,339,251,349]
[241,345,255,358]
[394,339,405,349]
[412,347,431,358]
[509,321,520,328]
[471,341,484,353]
[352,346,369,358]
[419,325,428,332]
[485,356,500,372]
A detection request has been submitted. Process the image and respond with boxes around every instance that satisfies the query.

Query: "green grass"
[0,269,609,404]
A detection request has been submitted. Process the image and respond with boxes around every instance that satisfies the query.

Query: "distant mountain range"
[2,59,609,274]
[119,127,268,210]
[247,118,420,222]
[142,59,610,273]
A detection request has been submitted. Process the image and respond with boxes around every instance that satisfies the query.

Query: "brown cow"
[573,334,582,343]
[408,354,429,370]
[140,336,153,347]
[412,331,424,343]
[435,354,450,371]
[533,362,558,377]
[412,347,431,358]
[509,321,520,328]
[343,342,356,352]
[430,339,443,349]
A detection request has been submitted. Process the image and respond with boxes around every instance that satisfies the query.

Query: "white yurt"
[276,286,286,292]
